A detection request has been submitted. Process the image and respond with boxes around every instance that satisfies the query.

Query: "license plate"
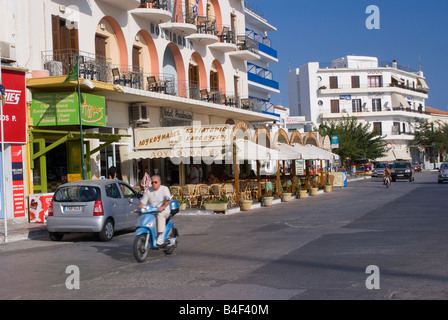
[64,206,82,213]
[397,174,404,177]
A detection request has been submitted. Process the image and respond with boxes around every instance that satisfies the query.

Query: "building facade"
[0,0,282,220]
[288,55,431,163]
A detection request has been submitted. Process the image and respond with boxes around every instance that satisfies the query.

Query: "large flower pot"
[179,202,187,211]
[240,200,253,211]
[324,185,333,193]
[262,196,274,207]
[298,190,307,199]
[281,193,292,202]
[310,187,318,196]
[204,202,228,212]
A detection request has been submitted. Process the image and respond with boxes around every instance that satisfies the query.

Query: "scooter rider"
[136,175,171,246]
[383,165,392,186]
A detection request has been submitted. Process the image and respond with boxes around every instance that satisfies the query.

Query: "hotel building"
[0,0,281,219]
[288,55,431,164]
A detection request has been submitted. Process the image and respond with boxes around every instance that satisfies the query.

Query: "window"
[392,122,400,135]
[368,75,383,87]
[352,99,362,112]
[105,183,121,199]
[373,122,382,135]
[351,76,360,88]
[119,183,138,199]
[329,76,338,89]
[330,100,340,113]
[372,99,382,112]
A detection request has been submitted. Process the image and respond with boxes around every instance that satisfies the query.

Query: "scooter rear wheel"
[133,234,149,263]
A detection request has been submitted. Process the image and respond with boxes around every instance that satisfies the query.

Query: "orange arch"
[272,129,290,145]
[254,126,271,148]
[208,0,223,34]
[231,121,252,143]
[167,42,186,97]
[211,59,226,93]
[303,132,319,146]
[191,52,207,90]
[197,0,205,16]
[137,30,159,74]
[289,130,304,146]
[101,16,128,67]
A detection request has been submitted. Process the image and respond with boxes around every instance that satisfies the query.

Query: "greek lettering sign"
[31,92,106,127]
[135,125,231,150]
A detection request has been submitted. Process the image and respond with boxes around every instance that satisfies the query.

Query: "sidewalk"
[1,175,371,243]
[0,218,48,243]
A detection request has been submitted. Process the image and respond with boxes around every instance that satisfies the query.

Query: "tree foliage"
[318,116,387,165]
[413,118,448,159]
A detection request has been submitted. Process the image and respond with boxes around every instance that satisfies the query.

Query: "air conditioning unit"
[44,61,63,76]
[0,41,17,62]
[129,104,150,124]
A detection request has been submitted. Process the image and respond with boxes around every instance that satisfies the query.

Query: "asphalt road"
[1,171,447,302]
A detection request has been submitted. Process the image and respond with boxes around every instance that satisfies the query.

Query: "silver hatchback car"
[47,180,141,241]
[438,163,448,184]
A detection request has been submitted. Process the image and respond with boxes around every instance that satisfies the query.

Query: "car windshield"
[375,163,385,168]
[392,163,410,169]
[53,186,101,202]
[441,163,448,169]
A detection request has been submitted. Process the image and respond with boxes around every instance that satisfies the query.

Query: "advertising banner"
[29,193,54,223]
[11,145,25,218]
[0,69,27,143]
[31,92,106,127]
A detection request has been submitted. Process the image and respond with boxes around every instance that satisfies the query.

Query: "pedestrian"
[108,166,117,180]
[140,171,151,191]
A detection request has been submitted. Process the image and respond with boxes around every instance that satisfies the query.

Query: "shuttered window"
[330,100,340,113]
[329,76,338,89]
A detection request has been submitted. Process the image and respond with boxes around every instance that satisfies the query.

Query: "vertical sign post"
[0,47,7,241]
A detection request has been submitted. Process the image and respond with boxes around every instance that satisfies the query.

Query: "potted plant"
[173,196,187,210]
[240,199,253,211]
[309,181,319,196]
[296,186,308,199]
[261,195,274,207]
[204,195,229,212]
[324,183,333,193]
[281,192,292,202]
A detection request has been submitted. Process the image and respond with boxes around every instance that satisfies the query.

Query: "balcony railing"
[41,49,278,116]
[247,63,279,90]
[245,29,277,58]
[139,0,172,11]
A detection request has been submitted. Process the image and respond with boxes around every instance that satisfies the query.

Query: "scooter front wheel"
[133,234,149,263]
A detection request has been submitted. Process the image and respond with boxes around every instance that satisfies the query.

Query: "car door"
[104,182,127,230]
[118,182,141,228]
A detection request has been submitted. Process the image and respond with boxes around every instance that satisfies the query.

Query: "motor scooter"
[133,200,179,263]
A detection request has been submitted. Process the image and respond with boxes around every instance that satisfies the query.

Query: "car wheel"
[49,232,64,241]
[98,219,114,242]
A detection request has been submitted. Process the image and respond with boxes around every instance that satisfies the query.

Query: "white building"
[1,0,281,196]
[288,55,431,163]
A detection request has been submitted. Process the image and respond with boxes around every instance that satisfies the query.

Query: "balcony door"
[52,15,79,73]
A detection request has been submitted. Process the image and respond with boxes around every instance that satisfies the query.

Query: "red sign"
[1,69,27,143]
[11,145,25,218]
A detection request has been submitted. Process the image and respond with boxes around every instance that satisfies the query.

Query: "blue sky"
[255,0,448,110]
